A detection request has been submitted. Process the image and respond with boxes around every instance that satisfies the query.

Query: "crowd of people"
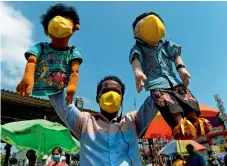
[8,147,80,166]
[7,144,227,166]
[171,144,227,166]
[139,143,227,166]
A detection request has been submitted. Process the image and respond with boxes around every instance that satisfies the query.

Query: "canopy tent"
[144,104,220,140]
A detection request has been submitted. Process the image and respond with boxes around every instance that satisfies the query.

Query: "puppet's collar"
[134,37,165,50]
[49,43,70,51]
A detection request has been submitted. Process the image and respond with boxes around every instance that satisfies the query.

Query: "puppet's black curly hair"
[132,12,164,29]
[40,3,80,31]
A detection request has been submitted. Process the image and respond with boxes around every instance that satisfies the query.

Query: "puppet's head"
[40,3,80,42]
[132,12,165,44]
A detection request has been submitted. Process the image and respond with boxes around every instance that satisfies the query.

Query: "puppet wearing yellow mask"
[16,4,82,104]
[130,12,212,140]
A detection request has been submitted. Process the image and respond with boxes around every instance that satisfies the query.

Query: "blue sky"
[1,1,227,114]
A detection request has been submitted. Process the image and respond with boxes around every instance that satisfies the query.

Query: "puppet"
[129,12,211,139]
[16,3,83,104]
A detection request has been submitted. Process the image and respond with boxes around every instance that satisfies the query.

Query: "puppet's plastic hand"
[66,72,79,104]
[16,63,35,97]
[178,68,191,87]
[134,69,147,93]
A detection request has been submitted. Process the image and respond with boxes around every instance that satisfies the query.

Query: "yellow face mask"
[48,16,74,38]
[100,91,122,113]
[139,15,166,43]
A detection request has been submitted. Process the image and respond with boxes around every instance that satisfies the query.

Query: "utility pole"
[214,94,225,115]
[134,98,137,110]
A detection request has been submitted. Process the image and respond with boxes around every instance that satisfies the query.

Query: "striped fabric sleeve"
[48,89,84,139]
[135,96,158,137]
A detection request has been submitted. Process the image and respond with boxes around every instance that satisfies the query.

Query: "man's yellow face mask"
[100,91,122,113]
[48,16,74,38]
[138,15,166,43]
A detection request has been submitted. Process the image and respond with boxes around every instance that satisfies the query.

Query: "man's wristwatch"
[176,64,185,71]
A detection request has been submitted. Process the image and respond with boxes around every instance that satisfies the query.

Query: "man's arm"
[48,89,84,138]
[135,96,158,137]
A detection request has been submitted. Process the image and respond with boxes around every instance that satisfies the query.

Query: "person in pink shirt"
[46,147,68,166]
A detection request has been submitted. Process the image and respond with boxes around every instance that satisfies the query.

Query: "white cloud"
[0,2,34,87]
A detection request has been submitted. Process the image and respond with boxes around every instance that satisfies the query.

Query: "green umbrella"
[0,119,80,157]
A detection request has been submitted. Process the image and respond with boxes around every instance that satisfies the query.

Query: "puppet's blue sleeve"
[129,45,143,64]
[166,40,181,62]
[24,42,43,60]
[70,47,83,64]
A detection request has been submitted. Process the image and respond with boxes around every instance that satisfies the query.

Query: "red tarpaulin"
[144,104,220,140]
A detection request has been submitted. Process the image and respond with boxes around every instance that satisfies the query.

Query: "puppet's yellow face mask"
[138,15,166,43]
[48,16,74,38]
